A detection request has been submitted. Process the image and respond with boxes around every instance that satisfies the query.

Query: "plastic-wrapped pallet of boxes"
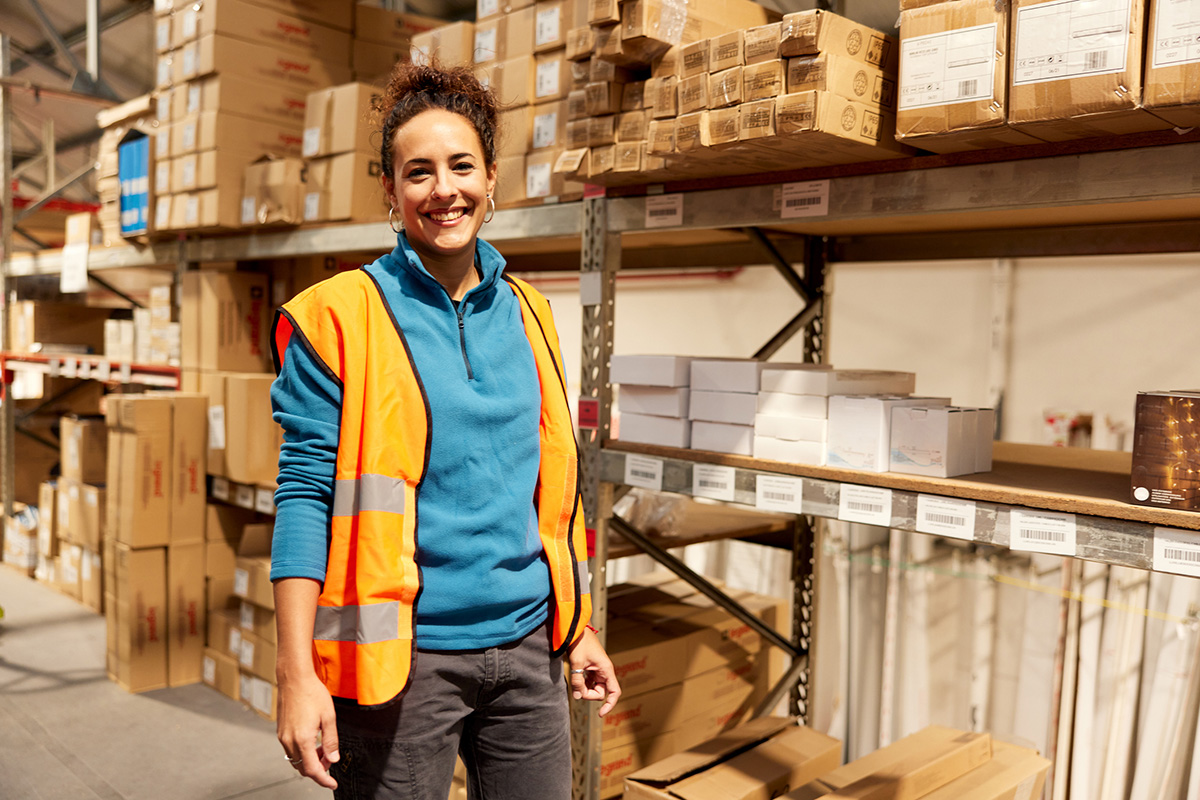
[598,573,788,796]
[152,0,351,232]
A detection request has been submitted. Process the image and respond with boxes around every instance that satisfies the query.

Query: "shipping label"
[1014,0,1130,84]
[1152,0,1200,68]
[533,111,558,149]
[900,24,997,110]
[537,7,562,47]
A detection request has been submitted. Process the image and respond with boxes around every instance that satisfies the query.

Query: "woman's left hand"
[567,626,621,718]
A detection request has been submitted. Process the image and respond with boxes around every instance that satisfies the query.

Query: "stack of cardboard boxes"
[299,82,388,224]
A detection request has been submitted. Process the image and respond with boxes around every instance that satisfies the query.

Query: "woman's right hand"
[277,668,340,789]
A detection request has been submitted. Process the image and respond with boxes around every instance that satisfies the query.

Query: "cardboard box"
[780,10,899,71]
[37,481,58,558]
[174,33,353,90]
[1131,391,1200,509]
[601,735,677,799]
[56,477,106,551]
[586,81,625,116]
[691,420,754,456]
[612,354,694,387]
[618,412,692,448]
[898,0,1044,152]
[761,368,913,396]
[352,39,408,85]
[566,26,595,60]
[535,50,570,101]
[223,373,280,487]
[170,394,208,544]
[170,110,303,159]
[3,509,39,576]
[674,110,711,150]
[708,67,742,108]
[242,0,353,31]
[303,151,389,223]
[680,39,711,77]
[171,148,262,194]
[753,436,825,465]
[921,741,1050,800]
[620,386,690,418]
[648,75,678,117]
[744,23,783,65]
[303,83,380,158]
[240,671,278,720]
[1009,0,1172,141]
[532,100,568,150]
[202,647,241,701]
[9,301,110,355]
[487,55,538,107]
[754,414,826,443]
[1144,0,1200,127]
[60,415,108,484]
[689,390,758,425]
[209,607,243,658]
[110,544,168,693]
[788,54,896,111]
[619,0,773,66]
[237,628,278,681]
[624,717,841,800]
[622,80,648,110]
[535,0,568,52]
[710,30,744,72]
[493,154,526,206]
[168,541,206,686]
[206,503,256,577]
[827,395,950,472]
[80,547,103,613]
[240,598,277,643]
[677,74,710,114]
[890,406,974,478]
[412,21,477,67]
[353,5,445,49]
[172,0,352,58]
[784,726,992,800]
[234,523,275,610]
[107,395,173,548]
[589,115,618,147]
[57,545,83,599]
[181,271,271,373]
[775,91,912,163]
[740,97,776,138]
[617,110,652,141]
[242,156,307,226]
[590,0,620,26]
[172,74,309,127]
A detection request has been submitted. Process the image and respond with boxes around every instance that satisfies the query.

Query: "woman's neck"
[414,245,479,302]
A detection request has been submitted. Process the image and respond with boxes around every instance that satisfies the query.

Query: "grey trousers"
[330,623,572,800]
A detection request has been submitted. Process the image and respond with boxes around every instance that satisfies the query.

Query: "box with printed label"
[303,83,380,158]
[173,33,353,90]
[586,81,625,116]
[708,31,744,72]
[352,39,408,85]
[56,477,106,551]
[107,395,172,548]
[486,55,538,107]
[740,98,776,139]
[37,481,58,558]
[566,26,595,60]
[787,53,895,111]
[61,415,108,484]
[827,395,950,472]
[80,547,103,612]
[168,541,206,686]
[3,511,39,576]
[240,671,278,720]
[412,21,477,67]
[624,717,841,800]
[753,436,825,465]
[170,394,208,544]
[242,156,307,227]
[780,10,898,71]
[1144,0,1200,127]
[677,74,709,115]
[890,406,973,478]
[172,74,309,127]
[707,67,742,108]
[239,598,277,643]
[773,91,912,164]
[209,607,243,659]
[532,100,568,150]
[234,523,274,610]
[181,270,270,374]
[588,115,618,147]
[534,0,568,52]
[617,109,651,141]
[354,5,445,49]
[474,16,506,65]
[744,23,783,65]
[110,543,168,693]
[619,0,773,67]
[237,628,278,682]
[233,0,353,31]
[172,0,352,58]
[898,0,1043,152]
[203,647,241,701]
[170,111,303,159]
[169,148,259,194]
[674,111,711,150]
[494,154,526,206]
[618,412,692,448]
[1008,0,1171,141]
[206,502,257,578]
[56,544,82,599]
[535,50,569,101]
[303,151,388,224]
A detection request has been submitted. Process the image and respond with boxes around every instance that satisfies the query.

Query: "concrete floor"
[0,565,331,800]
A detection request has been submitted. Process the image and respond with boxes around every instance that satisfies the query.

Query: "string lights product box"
[1131,391,1200,510]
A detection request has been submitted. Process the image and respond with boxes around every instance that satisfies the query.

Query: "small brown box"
[648,75,678,118]
[710,31,744,72]
[621,80,647,110]
[616,110,651,141]
[708,67,743,108]
[588,114,619,146]
[744,23,782,65]
[567,88,589,119]
[680,40,711,78]
[677,74,710,114]
[675,111,711,151]
[780,9,898,71]
[646,119,676,154]
[585,81,625,115]
[707,106,740,144]
[743,60,783,102]
[740,98,776,139]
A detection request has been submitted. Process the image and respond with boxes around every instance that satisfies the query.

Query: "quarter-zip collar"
[389,232,507,308]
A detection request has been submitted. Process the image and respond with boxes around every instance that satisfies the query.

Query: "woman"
[269,62,620,798]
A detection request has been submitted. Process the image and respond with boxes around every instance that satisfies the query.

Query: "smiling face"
[382,108,497,268]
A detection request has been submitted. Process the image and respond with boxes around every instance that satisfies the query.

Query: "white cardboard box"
[754,436,825,465]
[690,359,823,393]
[964,407,995,472]
[691,420,754,456]
[755,414,826,442]
[827,395,950,472]
[690,390,759,425]
[761,368,914,396]
[611,355,694,387]
[619,385,690,418]
[757,392,828,419]
[890,406,972,477]
[618,412,692,448]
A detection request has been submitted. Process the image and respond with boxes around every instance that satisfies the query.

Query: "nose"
[431,166,456,200]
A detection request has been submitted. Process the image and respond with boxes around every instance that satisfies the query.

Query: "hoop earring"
[388,207,403,234]
[483,195,495,224]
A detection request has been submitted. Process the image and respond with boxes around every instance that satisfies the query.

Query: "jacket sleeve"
[270,334,342,584]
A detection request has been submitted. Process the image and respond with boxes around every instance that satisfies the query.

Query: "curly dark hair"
[373,61,499,181]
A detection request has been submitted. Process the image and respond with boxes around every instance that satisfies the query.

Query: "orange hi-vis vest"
[273,268,591,708]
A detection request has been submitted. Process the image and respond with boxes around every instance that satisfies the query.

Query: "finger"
[321,715,341,765]
[569,669,588,700]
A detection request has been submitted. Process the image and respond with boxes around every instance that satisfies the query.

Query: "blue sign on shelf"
[118,131,151,236]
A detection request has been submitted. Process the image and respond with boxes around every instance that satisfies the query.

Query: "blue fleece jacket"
[270,233,550,650]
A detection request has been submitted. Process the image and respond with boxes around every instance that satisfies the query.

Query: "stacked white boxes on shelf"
[611,355,695,447]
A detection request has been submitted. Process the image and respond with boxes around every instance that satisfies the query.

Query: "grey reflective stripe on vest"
[577,559,591,593]
[313,602,401,645]
[332,474,407,517]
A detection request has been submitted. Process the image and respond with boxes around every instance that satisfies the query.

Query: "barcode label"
[957,79,978,97]
[756,475,803,513]
[212,477,231,501]
[916,493,977,541]
[694,465,735,502]
[838,485,892,526]
[1153,527,1200,577]
[625,455,663,491]
[1011,509,1076,555]
[1084,50,1106,71]
[235,484,256,509]
[256,488,276,515]
[780,180,829,219]
[645,194,683,228]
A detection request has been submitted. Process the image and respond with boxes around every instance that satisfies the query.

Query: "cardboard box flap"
[628,716,798,786]
[672,725,842,800]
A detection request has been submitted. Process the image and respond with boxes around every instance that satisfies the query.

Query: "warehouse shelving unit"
[5,134,1200,800]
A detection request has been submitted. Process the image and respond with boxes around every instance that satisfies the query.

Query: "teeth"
[429,209,465,222]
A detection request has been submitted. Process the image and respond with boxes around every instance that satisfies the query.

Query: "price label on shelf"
[1153,527,1200,577]
[61,358,78,379]
[624,455,663,491]
[60,242,90,293]
[48,359,61,378]
[915,495,976,541]
[1010,509,1077,556]
[780,180,830,219]
[645,194,683,228]
[693,464,735,502]
[755,475,803,514]
[95,361,111,382]
[838,484,893,527]
[118,363,133,384]
[235,484,256,509]
[77,361,92,379]
[255,488,276,515]
[211,477,231,501]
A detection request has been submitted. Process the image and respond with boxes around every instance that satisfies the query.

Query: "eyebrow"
[404,153,476,167]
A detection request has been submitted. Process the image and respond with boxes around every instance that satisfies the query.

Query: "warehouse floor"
[0,566,329,800]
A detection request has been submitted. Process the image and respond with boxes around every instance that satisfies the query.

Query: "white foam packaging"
[890,406,973,478]
[827,395,951,472]
[619,385,690,418]
[755,414,826,442]
[757,392,828,419]
[691,420,754,456]
[617,412,691,448]
[754,436,825,465]
[690,390,758,425]
[761,368,915,396]
[690,359,827,393]
[611,355,694,387]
